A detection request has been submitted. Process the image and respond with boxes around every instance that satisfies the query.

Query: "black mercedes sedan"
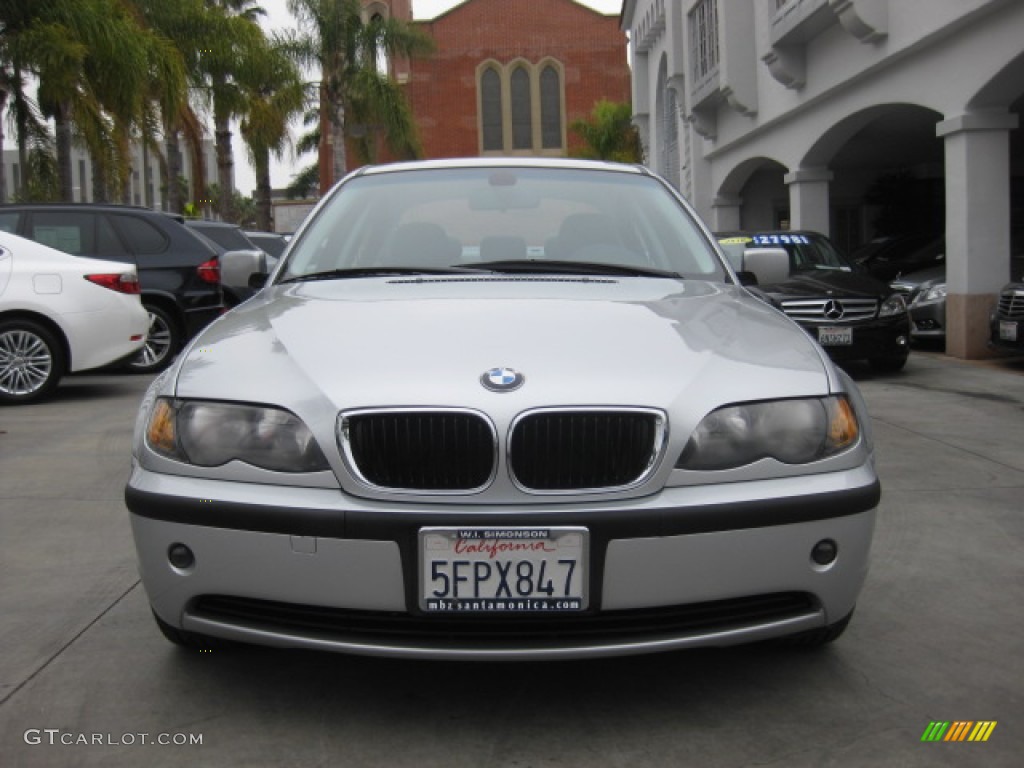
[718,231,910,372]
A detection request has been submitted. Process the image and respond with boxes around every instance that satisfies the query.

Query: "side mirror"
[248,272,269,290]
[742,247,790,286]
[220,249,268,292]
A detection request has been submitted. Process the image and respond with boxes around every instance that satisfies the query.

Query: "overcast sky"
[238,0,625,195]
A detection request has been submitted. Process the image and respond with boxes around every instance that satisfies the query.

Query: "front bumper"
[909,300,946,339]
[126,464,879,660]
[796,315,909,362]
[990,316,1024,351]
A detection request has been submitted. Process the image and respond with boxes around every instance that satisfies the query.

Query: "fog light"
[896,335,908,347]
[168,543,195,570]
[811,539,838,566]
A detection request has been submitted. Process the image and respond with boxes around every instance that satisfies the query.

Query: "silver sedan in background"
[126,159,879,660]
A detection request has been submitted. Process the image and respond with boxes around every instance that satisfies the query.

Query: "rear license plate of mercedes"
[420,527,588,612]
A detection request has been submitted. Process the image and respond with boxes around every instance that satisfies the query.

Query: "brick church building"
[366,0,631,161]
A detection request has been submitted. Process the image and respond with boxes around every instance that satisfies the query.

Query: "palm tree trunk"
[54,101,74,202]
[215,117,235,222]
[0,88,8,204]
[254,147,273,232]
[13,62,30,197]
[142,141,152,208]
[93,161,108,203]
[330,103,346,188]
[165,129,183,213]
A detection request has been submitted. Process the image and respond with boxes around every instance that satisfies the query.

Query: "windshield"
[279,167,726,282]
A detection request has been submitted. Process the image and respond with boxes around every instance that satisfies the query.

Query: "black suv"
[0,204,224,372]
[718,231,911,372]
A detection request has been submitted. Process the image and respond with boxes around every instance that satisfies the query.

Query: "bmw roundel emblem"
[481,367,525,392]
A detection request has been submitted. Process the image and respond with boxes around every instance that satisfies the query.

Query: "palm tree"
[134,0,227,215]
[280,106,321,200]
[0,0,71,199]
[284,0,433,192]
[197,0,277,222]
[239,36,309,230]
[25,0,161,201]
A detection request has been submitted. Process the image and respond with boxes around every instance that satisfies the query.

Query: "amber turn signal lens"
[828,396,859,451]
[146,399,178,456]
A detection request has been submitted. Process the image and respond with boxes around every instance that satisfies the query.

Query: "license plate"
[419,527,587,612]
[999,321,1018,341]
[818,326,852,345]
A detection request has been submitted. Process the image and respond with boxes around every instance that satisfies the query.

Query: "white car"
[0,232,148,404]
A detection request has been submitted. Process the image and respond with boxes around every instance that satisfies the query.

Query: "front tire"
[128,304,180,373]
[0,319,66,404]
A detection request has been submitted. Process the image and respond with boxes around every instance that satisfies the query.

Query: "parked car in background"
[890,238,1024,346]
[185,220,270,304]
[128,158,880,659]
[851,232,944,282]
[0,204,223,373]
[717,231,910,372]
[890,263,947,342]
[990,262,1024,352]
[185,219,262,254]
[244,230,288,261]
[0,232,148,403]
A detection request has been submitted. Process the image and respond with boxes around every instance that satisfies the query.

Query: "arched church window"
[510,67,533,150]
[540,65,562,149]
[481,68,503,151]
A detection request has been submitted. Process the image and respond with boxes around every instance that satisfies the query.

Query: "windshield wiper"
[279,266,465,284]
[469,259,682,279]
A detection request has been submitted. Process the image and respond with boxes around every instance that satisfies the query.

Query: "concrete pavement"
[0,352,1022,767]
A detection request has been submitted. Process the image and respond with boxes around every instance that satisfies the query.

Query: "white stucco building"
[2,139,219,212]
[622,0,1024,358]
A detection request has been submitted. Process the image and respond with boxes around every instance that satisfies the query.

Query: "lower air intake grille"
[341,410,495,491]
[509,409,664,491]
[193,592,817,646]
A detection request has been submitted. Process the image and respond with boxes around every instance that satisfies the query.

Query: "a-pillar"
[783,167,833,235]
[937,110,1019,358]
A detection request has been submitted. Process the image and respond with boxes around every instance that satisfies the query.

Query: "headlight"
[676,396,859,471]
[912,282,946,305]
[879,293,907,317]
[146,398,329,472]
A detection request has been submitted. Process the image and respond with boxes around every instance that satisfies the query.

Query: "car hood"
[890,264,946,290]
[172,277,832,418]
[756,270,891,300]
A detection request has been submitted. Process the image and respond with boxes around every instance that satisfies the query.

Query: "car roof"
[186,220,242,229]
[0,202,185,223]
[354,157,650,177]
[1,202,158,212]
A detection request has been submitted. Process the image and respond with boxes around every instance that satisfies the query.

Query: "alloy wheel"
[133,309,173,370]
[0,328,53,397]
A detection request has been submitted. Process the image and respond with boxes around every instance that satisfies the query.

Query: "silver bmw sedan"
[126,158,878,660]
